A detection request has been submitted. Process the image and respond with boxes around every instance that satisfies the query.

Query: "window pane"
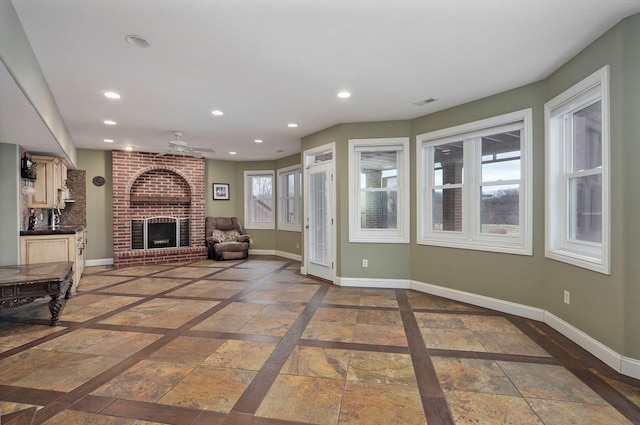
[251,176,273,198]
[285,174,295,197]
[360,151,397,189]
[573,101,602,171]
[284,199,295,223]
[360,191,397,229]
[432,188,462,231]
[481,184,520,234]
[569,174,602,243]
[434,142,463,186]
[250,175,273,223]
[482,131,521,182]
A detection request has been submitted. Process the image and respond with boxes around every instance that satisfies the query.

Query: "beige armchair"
[205,217,250,260]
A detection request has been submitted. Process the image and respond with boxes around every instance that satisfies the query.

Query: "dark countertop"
[20,225,85,236]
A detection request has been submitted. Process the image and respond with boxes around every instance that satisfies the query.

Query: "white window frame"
[348,137,410,243]
[244,170,275,230]
[277,164,302,232]
[545,66,610,274]
[416,109,533,255]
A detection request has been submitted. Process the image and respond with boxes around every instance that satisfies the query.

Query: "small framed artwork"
[213,183,230,200]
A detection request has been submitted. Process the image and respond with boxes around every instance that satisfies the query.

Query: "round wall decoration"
[92,176,106,187]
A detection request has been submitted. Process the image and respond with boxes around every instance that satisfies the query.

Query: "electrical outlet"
[296,243,299,249]
[362,259,368,268]
[564,290,570,305]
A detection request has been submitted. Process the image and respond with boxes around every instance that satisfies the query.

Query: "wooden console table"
[0,262,73,326]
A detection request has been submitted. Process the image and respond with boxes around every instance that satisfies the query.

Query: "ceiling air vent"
[413,98,437,106]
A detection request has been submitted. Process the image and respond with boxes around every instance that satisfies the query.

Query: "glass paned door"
[306,161,334,281]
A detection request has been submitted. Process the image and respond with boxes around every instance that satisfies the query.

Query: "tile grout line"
[225,283,330,420]
[30,260,296,425]
[395,289,455,425]
[508,316,640,424]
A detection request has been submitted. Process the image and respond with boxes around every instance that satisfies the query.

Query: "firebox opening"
[148,222,176,249]
[131,217,190,250]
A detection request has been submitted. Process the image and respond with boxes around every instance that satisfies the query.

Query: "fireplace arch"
[111,151,207,267]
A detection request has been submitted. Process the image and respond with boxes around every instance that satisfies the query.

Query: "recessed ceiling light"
[288,123,298,128]
[337,91,351,98]
[104,91,120,99]
[124,146,133,151]
[229,151,237,155]
[211,110,224,116]
[104,120,117,125]
[103,139,114,143]
[254,139,263,143]
[125,34,149,48]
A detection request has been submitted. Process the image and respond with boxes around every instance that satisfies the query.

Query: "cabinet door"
[29,156,56,208]
[20,236,71,264]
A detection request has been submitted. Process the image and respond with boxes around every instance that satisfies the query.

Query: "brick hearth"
[111,150,207,267]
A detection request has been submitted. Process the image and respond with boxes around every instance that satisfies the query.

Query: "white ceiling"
[5,0,640,163]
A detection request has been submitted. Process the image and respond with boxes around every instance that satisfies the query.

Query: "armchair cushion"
[210,229,241,243]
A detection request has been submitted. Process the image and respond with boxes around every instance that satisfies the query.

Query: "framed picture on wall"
[213,183,230,200]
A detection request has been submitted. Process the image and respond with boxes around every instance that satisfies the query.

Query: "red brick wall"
[111,151,207,267]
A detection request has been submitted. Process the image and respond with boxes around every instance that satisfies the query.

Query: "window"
[417,109,532,255]
[545,66,610,274]
[349,137,409,243]
[277,165,302,231]
[244,170,275,229]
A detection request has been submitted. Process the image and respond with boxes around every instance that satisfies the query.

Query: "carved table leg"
[65,278,73,300]
[49,295,63,326]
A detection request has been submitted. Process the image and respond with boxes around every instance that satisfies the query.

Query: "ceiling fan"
[156,131,214,159]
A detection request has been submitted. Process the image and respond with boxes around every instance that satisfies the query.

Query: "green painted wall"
[275,154,303,256]
[206,159,240,218]
[410,82,546,307]
[234,160,278,251]
[621,14,640,360]
[542,16,626,356]
[0,144,20,265]
[77,149,113,262]
[336,121,412,279]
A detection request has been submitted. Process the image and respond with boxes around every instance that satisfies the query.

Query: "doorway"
[303,144,335,282]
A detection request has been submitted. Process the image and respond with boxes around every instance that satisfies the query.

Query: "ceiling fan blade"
[192,147,215,153]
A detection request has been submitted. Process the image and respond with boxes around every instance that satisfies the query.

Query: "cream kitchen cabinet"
[28,155,67,209]
[19,228,86,293]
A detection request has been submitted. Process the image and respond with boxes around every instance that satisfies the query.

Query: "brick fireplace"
[112,150,207,267]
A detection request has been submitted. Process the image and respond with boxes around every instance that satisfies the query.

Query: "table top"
[0,262,73,286]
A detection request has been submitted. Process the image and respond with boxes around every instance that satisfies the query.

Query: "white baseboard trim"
[411,280,545,321]
[274,250,302,261]
[622,356,640,379]
[85,258,114,267]
[249,249,301,262]
[543,312,623,373]
[249,249,276,256]
[336,276,411,289]
[409,279,640,380]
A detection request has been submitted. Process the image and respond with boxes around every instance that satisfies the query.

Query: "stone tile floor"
[0,256,639,424]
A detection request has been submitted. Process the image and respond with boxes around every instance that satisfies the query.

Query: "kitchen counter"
[20,225,85,236]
